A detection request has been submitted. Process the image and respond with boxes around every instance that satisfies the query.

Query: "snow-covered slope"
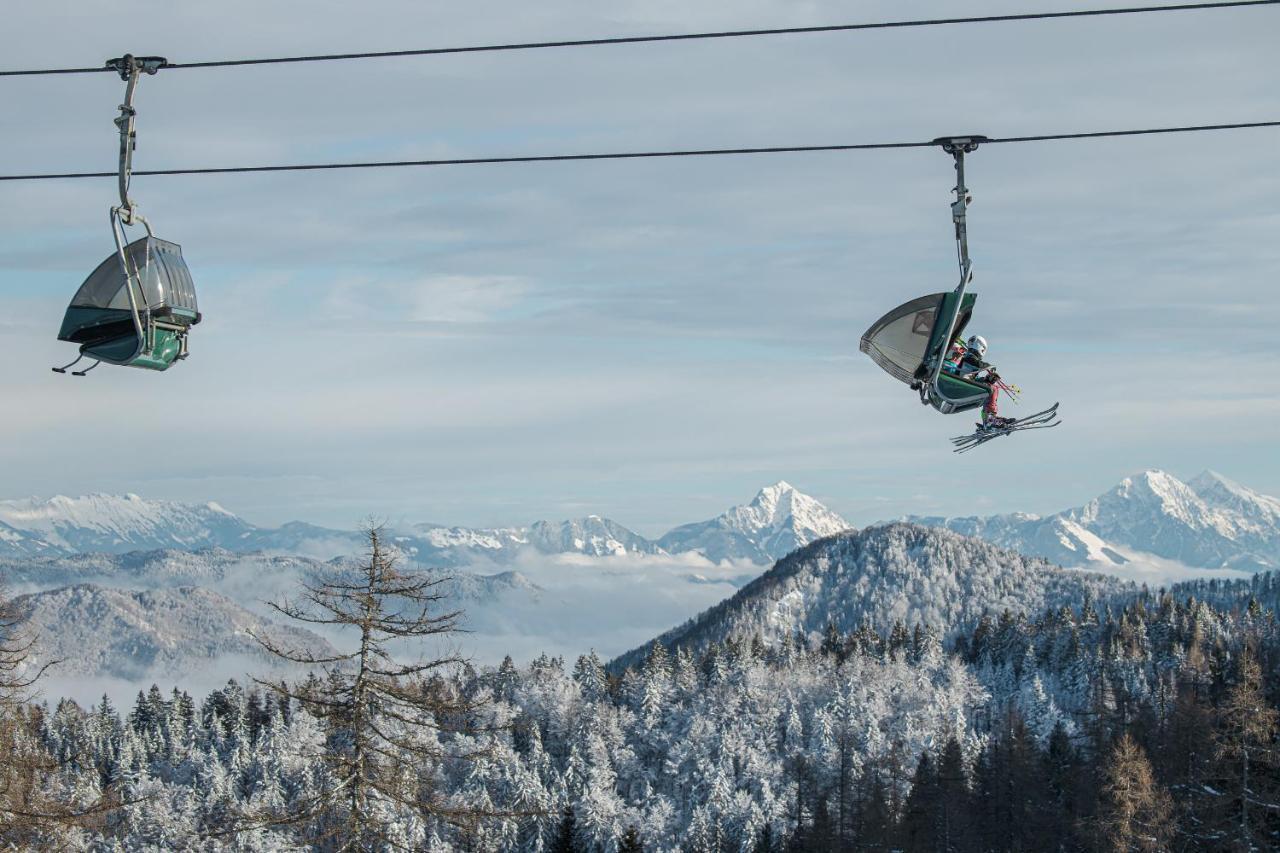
[526,516,664,557]
[657,481,850,563]
[0,494,254,556]
[0,516,60,558]
[911,470,1280,578]
[0,548,325,596]
[3,544,768,681]
[400,516,663,562]
[14,584,335,682]
[615,524,1128,669]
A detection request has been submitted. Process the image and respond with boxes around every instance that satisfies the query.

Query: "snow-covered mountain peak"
[657,482,850,564]
[915,469,1280,578]
[1189,470,1280,526]
[727,482,835,533]
[755,480,795,502]
[1079,469,1211,529]
[1118,469,1192,503]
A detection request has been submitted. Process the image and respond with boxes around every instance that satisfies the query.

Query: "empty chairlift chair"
[53,53,200,376]
[56,232,199,373]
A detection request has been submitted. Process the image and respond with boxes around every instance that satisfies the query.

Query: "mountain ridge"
[0,482,846,567]
[909,468,1280,577]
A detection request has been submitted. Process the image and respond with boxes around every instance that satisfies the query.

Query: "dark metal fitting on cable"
[105,55,168,79]
[933,135,989,155]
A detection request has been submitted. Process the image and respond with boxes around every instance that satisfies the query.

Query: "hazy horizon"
[0,464,1268,538]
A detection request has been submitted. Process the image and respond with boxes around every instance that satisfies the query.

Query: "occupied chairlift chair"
[54,55,199,376]
[859,136,992,415]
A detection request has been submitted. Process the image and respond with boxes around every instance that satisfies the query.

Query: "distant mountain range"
[0,482,849,693]
[909,470,1280,578]
[5,471,1275,581]
[613,523,1131,669]
[0,482,849,567]
[6,471,1280,695]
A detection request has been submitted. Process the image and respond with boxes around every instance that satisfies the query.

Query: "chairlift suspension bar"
[935,136,987,287]
[107,55,165,223]
[921,137,987,406]
[106,55,166,355]
[110,208,151,352]
[954,149,970,282]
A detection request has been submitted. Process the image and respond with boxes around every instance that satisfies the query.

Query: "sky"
[1,0,1277,535]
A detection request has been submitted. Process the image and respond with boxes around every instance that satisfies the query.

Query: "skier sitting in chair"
[943,334,1015,430]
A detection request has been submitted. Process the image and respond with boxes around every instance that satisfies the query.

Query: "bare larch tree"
[251,523,498,851]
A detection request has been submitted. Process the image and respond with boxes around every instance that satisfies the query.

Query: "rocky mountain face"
[614,523,1129,669]
[911,470,1280,576]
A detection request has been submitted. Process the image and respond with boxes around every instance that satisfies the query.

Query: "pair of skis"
[951,403,1061,453]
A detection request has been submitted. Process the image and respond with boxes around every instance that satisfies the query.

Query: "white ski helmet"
[966,335,988,356]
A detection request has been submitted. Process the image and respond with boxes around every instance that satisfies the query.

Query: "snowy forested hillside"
[13,570,1278,850]
[614,524,1129,670]
[13,584,334,682]
[911,469,1280,580]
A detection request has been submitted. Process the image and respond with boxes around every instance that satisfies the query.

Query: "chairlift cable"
[1,120,1276,183]
[1,1,1276,77]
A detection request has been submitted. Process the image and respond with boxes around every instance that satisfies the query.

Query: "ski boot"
[980,416,1016,431]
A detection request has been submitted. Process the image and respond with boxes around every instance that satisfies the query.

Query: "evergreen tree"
[937,736,972,851]
[753,822,775,853]
[899,751,940,850]
[551,806,577,853]
[618,823,643,852]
